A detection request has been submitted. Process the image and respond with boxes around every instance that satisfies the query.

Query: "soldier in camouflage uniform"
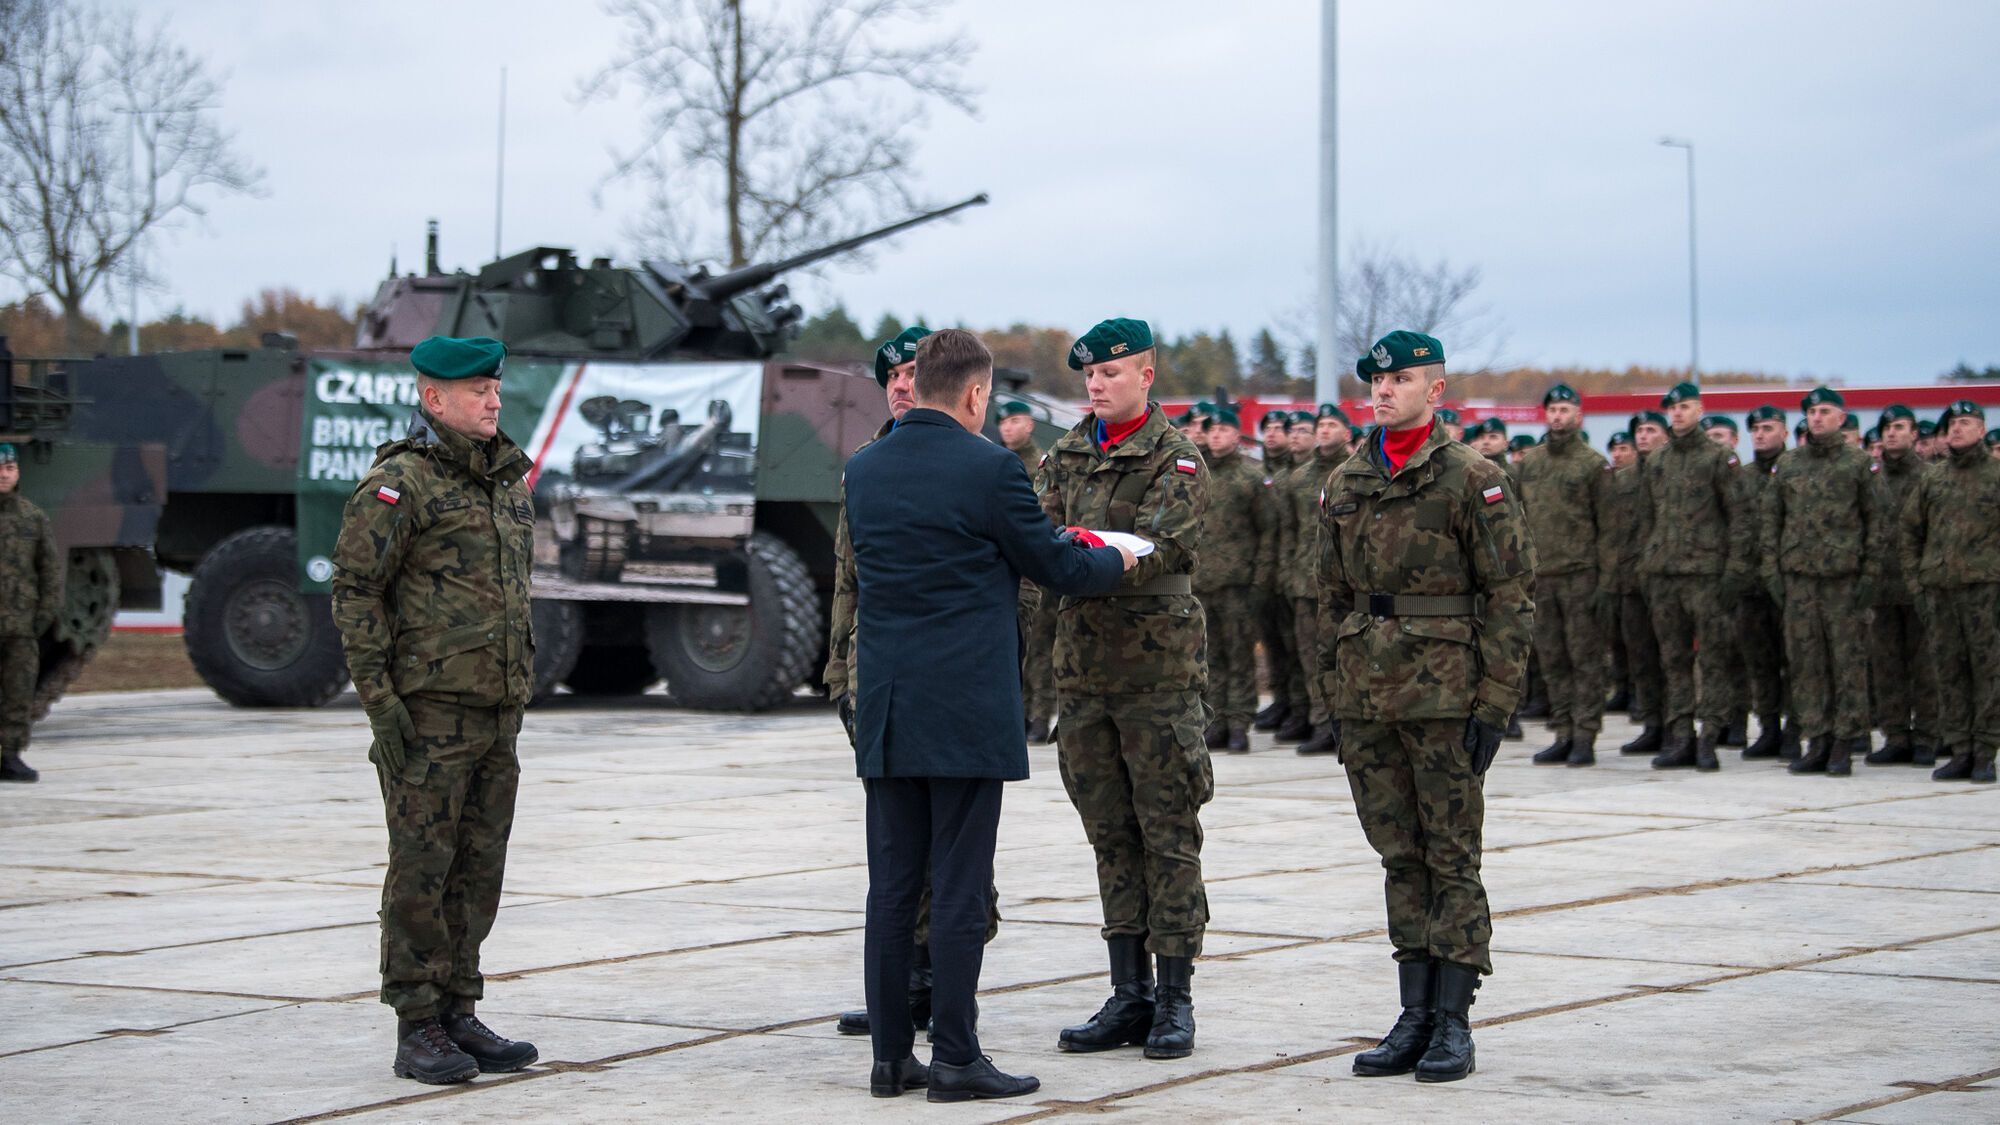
[0,443,62,783]
[1762,387,1883,776]
[1517,385,1610,767]
[1701,414,1752,746]
[1608,414,1669,755]
[1000,399,1058,742]
[1321,331,1534,1085]
[1601,432,1636,711]
[331,336,539,1084]
[1866,405,1940,765]
[1738,406,1794,759]
[1193,405,1275,752]
[1254,409,1307,739]
[1902,400,2000,783]
[1043,317,1210,1061]
[1641,382,1752,771]
[1283,405,1350,756]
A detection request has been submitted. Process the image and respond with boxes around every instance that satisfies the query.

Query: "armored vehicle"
[0,195,991,714]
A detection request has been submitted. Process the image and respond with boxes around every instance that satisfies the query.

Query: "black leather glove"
[364,696,416,775]
[1463,717,1503,775]
[836,693,856,746]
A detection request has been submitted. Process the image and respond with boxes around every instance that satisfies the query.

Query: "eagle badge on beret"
[1073,342,1093,364]
[1371,343,1392,370]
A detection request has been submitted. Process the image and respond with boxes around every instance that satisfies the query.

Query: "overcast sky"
[68,0,2000,383]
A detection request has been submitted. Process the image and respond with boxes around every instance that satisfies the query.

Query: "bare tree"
[580,0,976,268]
[1292,242,1508,394]
[0,0,262,347]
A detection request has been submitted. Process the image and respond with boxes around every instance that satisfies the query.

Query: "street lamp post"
[1659,136,1699,383]
[1314,0,1339,405]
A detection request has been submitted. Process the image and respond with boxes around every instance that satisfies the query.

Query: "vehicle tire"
[530,600,584,704]
[31,548,121,721]
[646,531,819,711]
[562,644,659,696]
[184,525,349,708]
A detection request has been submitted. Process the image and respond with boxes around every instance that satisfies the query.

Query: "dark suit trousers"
[864,776,1003,1066]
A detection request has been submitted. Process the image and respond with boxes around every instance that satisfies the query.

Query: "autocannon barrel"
[692,193,989,304]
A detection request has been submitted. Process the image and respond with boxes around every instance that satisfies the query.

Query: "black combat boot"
[1779,720,1803,761]
[1567,735,1596,767]
[394,1018,480,1084]
[1025,717,1050,744]
[927,1056,1039,1102]
[1531,737,1573,765]
[870,1054,929,1098]
[1204,724,1228,750]
[1827,737,1863,777]
[1226,725,1250,754]
[1518,696,1550,721]
[1605,686,1631,713]
[1789,736,1831,775]
[0,746,37,783]
[1275,712,1312,743]
[1720,713,1748,747]
[1970,750,1997,784]
[1694,729,1721,772]
[442,1010,539,1073]
[1933,749,1974,781]
[1504,714,1525,741]
[1352,960,1435,1077]
[1254,700,1288,731]
[1911,740,1939,766]
[1742,718,1783,760]
[1620,725,1663,755]
[1144,955,1195,1059]
[1296,722,1341,756]
[1058,937,1154,1052]
[1865,737,1911,766]
[1651,732,1696,770]
[1414,962,1479,1083]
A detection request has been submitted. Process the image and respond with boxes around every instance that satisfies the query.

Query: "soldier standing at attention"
[1641,382,1751,771]
[1600,431,1636,714]
[999,399,1058,744]
[1610,413,1669,755]
[1320,331,1534,1084]
[1192,404,1275,753]
[1284,405,1351,756]
[0,443,61,783]
[332,336,539,1084]
[1042,317,1211,1060]
[1902,400,2000,783]
[1518,385,1610,767]
[1867,405,1940,765]
[1761,387,1882,776]
[1254,410,1307,740]
[1700,414,1751,746]
[1435,407,1464,444]
[1738,406,1794,760]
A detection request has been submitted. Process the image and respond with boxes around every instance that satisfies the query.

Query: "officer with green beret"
[1762,386,1882,776]
[1518,385,1611,767]
[1702,414,1739,452]
[1190,403,1275,752]
[1604,412,1669,752]
[1692,412,1753,745]
[1642,381,1752,770]
[1278,405,1351,756]
[1320,330,1534,1083]
[1254,410,1308,740]
[1902,400,2000,782]
[1435,407,1464,443]
[1739,405,1797,760]
[332,335,539,1082]
[1045,317,1211,1059]
[0,442,61,783]
[1601,431,1638,713]
[1468,418,1511,472]
[1916,418,1941,461]
[1868,403,1940,764]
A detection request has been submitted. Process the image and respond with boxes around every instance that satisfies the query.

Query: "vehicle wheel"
[530,600,584,704]
[183,526,349,707]
[562,644,658,695]
[31,548,121,721]
[646,531,819,711]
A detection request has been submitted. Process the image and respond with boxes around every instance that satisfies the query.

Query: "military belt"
[1366,593,1480,617]
[1105,574,1193,597]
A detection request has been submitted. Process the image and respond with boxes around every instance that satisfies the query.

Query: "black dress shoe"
[394,1019,480,1084]
[442,1012,538,1073]
[870,1055,929,1098]
[1531,738,1573,765]
[927,1056,1039,1102]
[836,1009,870,1035]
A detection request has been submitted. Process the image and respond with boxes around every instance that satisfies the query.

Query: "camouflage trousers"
[1616,590,1663,728]
[1923,584,2000,763]
[1781,576,1872,742]
[1872,601,1936,745]
[1292,596,1329,725]
[0,635,35,750]
[915,882,1002,946]
[1738,591,1789,726]
[1531,571,1605,740]
[1646,575,1739,738]
[1343,718,1491,975]
[1259,589,1304,715]
[1019,585,1058,728]
[1057,689,1212,958]
[374,697,522,1021]
[1197,587,1259,728]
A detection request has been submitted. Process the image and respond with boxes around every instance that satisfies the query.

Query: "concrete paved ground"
[2,689,1997,1124]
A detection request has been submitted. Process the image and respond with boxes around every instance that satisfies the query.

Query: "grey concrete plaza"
[2,688,1997,1124]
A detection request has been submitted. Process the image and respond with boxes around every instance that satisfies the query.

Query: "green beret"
[1635,410,1669,431]
[1349,425,1365,442]
[1259,410,1289,429]
[1192,399,1215,418]
[1746,405,1786,426]
[1173,409,1195,426]
[1702,414,1738,434]
[411,335,506,381]
[1879,404,1916,425]
[0,442,15,463]
[1800,385,1845,411]
[1068,317,1154,370]
[1840,413,1859,431]
[1435,407,1460,425]
[1608,430,1632,448]
[1941,398,1986,425]
[1542,383,1580,408]
[997,399,1033,418]
[1210,405,1241,429]
[1660,381,1701,407]
[1317,402,1349,423]
[1917,420,1937,437]
[1508,434,1537,452]
[1796,420,1810,439]
[873,326,931,386]
[1484,417,1509,436]
[1360,330,1446,375]
[1864,425,1881,443]
[1291,409,1318,426]
[1986,428,2000,446]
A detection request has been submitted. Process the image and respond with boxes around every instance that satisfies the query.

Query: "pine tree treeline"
[0,290,361,356]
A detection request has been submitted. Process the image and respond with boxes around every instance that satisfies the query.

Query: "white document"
[1089,531,1155,557]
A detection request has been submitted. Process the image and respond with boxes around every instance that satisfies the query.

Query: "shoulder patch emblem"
[1728,456,1740,467]
[1870,462,1880,473]
[375,486,401,505]
[1482,485,1505,505]
[1175,458,1198,475]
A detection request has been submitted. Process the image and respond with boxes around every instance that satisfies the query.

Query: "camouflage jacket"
[1005,434,1043,479]
[1512,428,1607,577]
[1040,404,1209,694]
[1315,423,1537,728]
[1900,441,2000,589]
[1193,447,1275,592]
[1640,426,1748,580]
[1596,458,1652,595]
[331,412,536,709]
[1874,448,1926,603]
[1263,447,1293,594]
[1738,450,1782,583]
[1761,429,1883,582]
[0,492,62,637]
[822,418,894,699]
[1280,445,1345,600]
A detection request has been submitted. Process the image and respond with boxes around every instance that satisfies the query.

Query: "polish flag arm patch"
[1481,485,1505,505]
[1175,458,1198,475]
[375,486,401,505]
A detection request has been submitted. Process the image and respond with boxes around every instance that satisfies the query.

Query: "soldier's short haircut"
[914,329,992,404]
